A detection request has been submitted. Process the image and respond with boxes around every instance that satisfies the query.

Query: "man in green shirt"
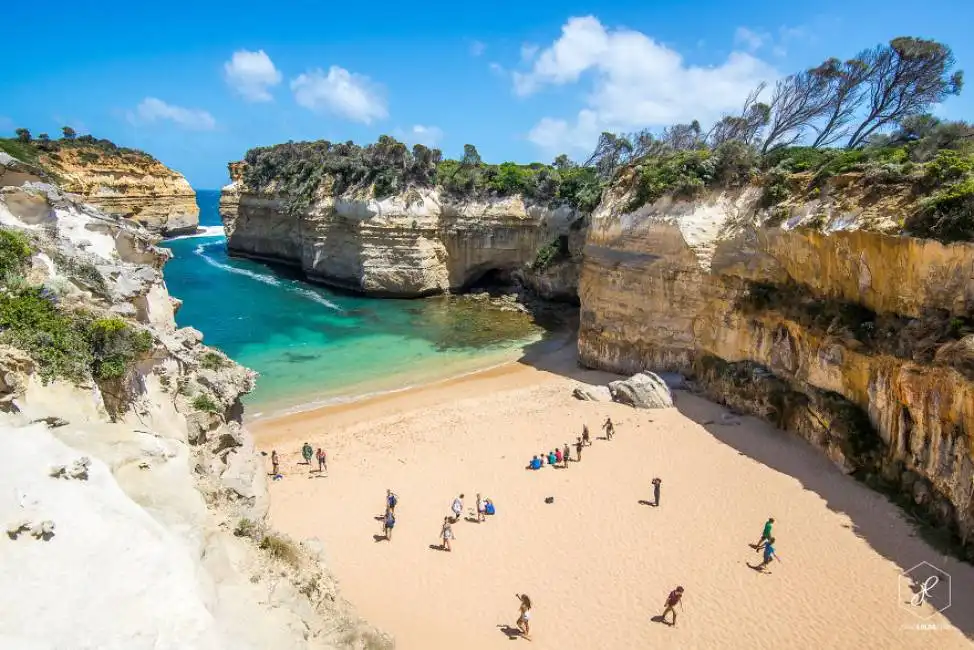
[301,442,314,468]
[752,517,774,550]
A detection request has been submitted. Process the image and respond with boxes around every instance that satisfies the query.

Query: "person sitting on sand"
[575,437,584,461]
[582,424,591,446]
[316,447,327,474]
[515,593,532,639]
[301,442,314,466]
[476,493,486,523]
[660,586,684,626]
[270,450,280,477]
[452,494,464,522]
[603,417,615,440]
[555,447,563,465]
[383,507,395,541]
[440,516,455,551]
[752,517,774,549]
[539,452,545,467]
[529,455,542,470]
[484,498,495,516]
[547,450,557,466]
[563,442,571,466]
[386,489,398,514]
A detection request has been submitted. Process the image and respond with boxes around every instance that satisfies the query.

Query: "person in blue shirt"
[484,498,495,515]
[547,450,557,466]
[752,537,779,572]
[529,455,542,470]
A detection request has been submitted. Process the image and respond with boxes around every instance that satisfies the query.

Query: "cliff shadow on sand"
[675,394,974,639]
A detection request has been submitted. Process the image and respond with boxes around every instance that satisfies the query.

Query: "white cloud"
[488,62,505,76]
[224,49,282,102]
[290,66,388,124]
[127,98,216,130]
[470,40,486,57]
[515,16,777,153]
[734,27,769,53]
[409,125,443,147]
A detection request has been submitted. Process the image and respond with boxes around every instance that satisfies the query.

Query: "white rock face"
[608,372,674,409]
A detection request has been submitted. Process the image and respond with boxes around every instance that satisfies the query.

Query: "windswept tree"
[662,121,704,150]
[15,128,31,144]
[846,37,963,148]
[708,85,770,147]
[584,132,634,179]
[61,126,77,140]
[809,57,871,147]
[760,70,834,153]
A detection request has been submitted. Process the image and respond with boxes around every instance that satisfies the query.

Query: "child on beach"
[752,517,774,549]
[476,493,486,522]
[563,443,571,466]
[452,494,464,522]
[440,517,455,551]
[316,447,327,474]
[660,586,684,626]
[515,593,532,639]
[383,507,395,541]
[575,437,583,461]
[603,417,615,440]
[582,425,591,446]
[753,537,779,571]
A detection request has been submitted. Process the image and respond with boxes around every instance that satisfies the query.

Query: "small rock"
[32,416,69,429]
[572,385,612,401]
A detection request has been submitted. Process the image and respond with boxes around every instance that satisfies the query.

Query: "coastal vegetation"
[0,128,156,169]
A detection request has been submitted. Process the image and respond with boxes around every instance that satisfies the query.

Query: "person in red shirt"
[316,448,327,474]
[660,586,684,626]
[555,447,563,465]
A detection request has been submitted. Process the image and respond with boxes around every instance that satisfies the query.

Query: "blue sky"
[3,1,972,188]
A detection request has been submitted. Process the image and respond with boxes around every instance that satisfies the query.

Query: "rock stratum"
[578,174,974,557]
[220,164,582,298]
[0,158,387,649]
[0,141,198,236]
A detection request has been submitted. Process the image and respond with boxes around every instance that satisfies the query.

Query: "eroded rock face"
[578,178,974,556]
[221,179,581,297]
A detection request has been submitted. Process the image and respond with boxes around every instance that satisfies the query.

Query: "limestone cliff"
[220,164,582,298]
[578,174,974,557]
[0,167,387,648]
[0,139,198,235]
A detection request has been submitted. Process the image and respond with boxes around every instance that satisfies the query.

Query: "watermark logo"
[898,561,951,620]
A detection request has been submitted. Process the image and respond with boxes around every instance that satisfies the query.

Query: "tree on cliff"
[808,57,872,147]
[15,128,31,144]
[461,144,482,168]
[845,37,963,148]
[707,86,770,148]
[760,69,834,153]
[61,126,77,140]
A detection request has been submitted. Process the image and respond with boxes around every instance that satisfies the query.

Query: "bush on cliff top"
[0,228,34,279]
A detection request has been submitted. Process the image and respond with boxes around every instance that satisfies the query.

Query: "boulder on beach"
[571,384,612,402]
[608,372,674,409]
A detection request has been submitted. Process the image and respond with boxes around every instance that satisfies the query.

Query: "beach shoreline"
[250,341,974,650]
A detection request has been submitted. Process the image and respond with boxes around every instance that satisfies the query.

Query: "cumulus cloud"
[224,49,282,102]
[127,98,216,130]
[290,66,388,124]
[515,16,777,153]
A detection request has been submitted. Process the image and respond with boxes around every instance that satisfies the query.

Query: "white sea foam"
[166,225,226,241]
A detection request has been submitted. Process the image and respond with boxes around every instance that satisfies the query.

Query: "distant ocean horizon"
[159,189,543,419]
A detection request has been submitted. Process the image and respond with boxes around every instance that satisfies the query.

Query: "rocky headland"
[0,154,386,649]
[1,133,198,236]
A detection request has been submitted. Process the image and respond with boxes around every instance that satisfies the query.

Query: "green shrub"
[761,146,837,172]
[192,393,221,414]
[200,351,228,370]
[626,150,713,211]
[0,288,93,382]
[759,168,791,208]
[234,518,257,538]
[907,176,974,242]
[0,229,33,279]
[533,235,570,271]
[259,534,300,567]
[923,150,974,186]
[712,140,758,186]
[89,318,153,380]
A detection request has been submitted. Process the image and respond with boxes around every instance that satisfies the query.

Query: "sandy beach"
[251,342,974,650]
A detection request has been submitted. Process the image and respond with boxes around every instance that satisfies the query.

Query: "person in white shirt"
[452,494,464,522]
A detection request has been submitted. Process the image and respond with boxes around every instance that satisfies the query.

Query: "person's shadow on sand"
[638,500,657,507]
[746,562,771,574]
[496,624,522,640]
[372,534,388,543]
[429,543,448,552]
[650,615,673,626]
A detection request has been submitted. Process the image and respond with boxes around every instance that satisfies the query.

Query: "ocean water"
[160,190,544,416]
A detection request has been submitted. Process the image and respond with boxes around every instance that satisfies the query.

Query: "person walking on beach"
[382,507,395,541]
[575,437,584,462]
[452,494,465,522]
[515,593,532,639]
[476,493,486,522]
[270,450,280,478]
[602,416,615,440]
[660,586,684,627]
[752,537,780,571]
[315,447,327,474]
[752,517,774,549]
[652,477,662,506]
[563,443,571,466]
[582,424,591,446]
[440,516,455,551]
[301,442,314,467]
[386,489,398,514]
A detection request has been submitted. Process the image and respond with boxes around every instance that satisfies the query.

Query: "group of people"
[268,443,328,480]
[377,490,496,549]
[527,417,617,470]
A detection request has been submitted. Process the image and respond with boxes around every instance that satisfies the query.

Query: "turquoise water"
[160,190,543,416]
